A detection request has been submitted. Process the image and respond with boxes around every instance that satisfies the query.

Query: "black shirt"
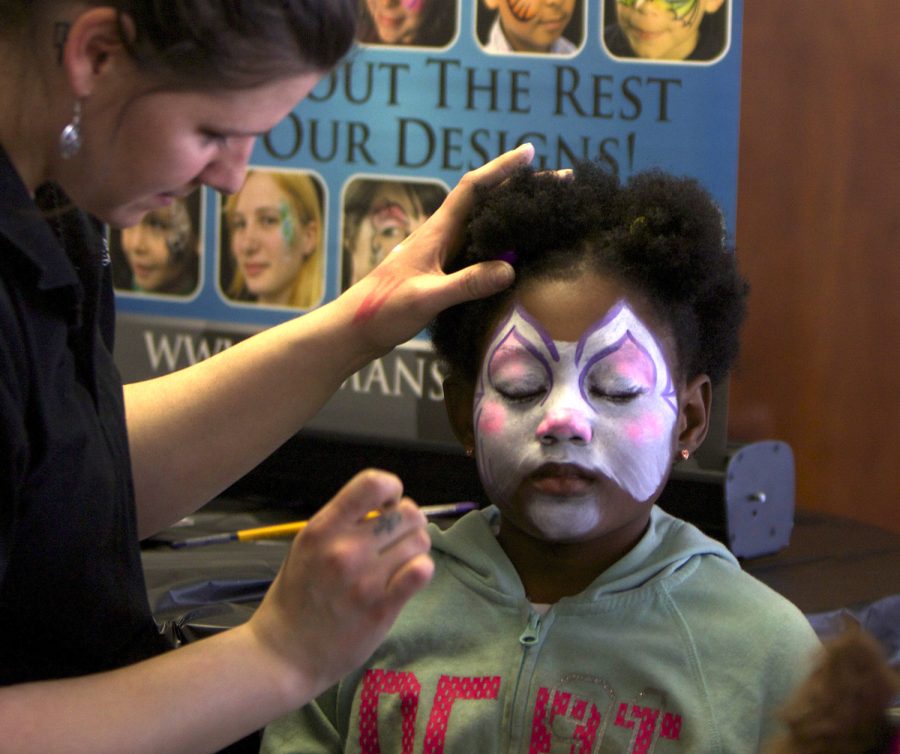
[0,146,170,684]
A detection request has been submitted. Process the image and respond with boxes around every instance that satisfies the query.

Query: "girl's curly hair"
[429,160,749,386]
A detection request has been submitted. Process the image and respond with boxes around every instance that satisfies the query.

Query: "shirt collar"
[0,143,81,293]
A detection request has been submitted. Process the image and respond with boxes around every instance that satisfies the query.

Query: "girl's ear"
[62,8,132,97]
[677,373,712,453]
[298,220,319,259]
[442,376,476,451]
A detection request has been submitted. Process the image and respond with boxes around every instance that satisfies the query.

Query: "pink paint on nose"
[478,402,507,435]
[537,409,593,443]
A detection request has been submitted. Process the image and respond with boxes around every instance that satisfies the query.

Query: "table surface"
[142,503,900,631]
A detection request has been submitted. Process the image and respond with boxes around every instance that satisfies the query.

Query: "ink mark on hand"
[373,511,401,535]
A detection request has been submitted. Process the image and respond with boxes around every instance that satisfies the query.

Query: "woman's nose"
[201,137,256,195]
[536,407,593,445]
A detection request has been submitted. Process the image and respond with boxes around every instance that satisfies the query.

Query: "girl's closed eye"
[491,367,549,403]
[488,347,550,403]
[587,383,645,404]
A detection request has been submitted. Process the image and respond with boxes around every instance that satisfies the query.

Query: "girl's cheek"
[622,411,666,444]
[477,400,508,437]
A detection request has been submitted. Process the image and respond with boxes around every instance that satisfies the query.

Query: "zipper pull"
[518,612,542,646]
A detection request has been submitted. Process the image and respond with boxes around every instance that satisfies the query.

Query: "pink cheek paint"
[403,0,423,10]
[623,412,665,444]
[477,402,508,436]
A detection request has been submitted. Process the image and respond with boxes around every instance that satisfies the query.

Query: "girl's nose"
[536,407,593,445]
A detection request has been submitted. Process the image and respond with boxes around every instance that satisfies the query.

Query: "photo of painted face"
[221,169,325,310]
[341,178,447,290]
[476,0,583,55]
[110,192,201,297]
[357,0,458,47]
[603,0,728,62]
[471,281,678,544]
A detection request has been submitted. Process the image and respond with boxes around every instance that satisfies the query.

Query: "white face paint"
[474,299,677,539]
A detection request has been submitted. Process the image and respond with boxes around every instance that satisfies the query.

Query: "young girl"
[261,162,821,752]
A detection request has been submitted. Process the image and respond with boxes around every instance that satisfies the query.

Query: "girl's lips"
[241,263,267,278]
[529,463,598,496]
[627,26,665,41]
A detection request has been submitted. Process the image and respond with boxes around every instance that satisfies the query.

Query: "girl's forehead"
[479,275,679,372]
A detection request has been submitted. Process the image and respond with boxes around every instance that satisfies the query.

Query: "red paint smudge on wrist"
[353,272,405,324]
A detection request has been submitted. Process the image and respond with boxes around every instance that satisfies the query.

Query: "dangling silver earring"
[59,100,83,159]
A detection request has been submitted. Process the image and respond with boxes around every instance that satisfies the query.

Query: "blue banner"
[113,0,743,448]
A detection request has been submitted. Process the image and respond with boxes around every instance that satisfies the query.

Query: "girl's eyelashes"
[496,385,548,403]
[586,384,646,404]
[490,370,549,403]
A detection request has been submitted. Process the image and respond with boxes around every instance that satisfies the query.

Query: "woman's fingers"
[400,143,536,265]
[248,470,433,697]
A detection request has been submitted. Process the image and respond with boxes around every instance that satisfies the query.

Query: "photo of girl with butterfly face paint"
[603,0,728,62]
[357,0,458,48]
[110,191,201,297]
[220,168,325,310]
[476,0,584,55]
[340,177,448,290]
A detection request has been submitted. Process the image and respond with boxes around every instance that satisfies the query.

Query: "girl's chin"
[524,498,601,539]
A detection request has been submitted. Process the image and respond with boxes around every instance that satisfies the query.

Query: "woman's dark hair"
[4,0,357,89]
[357,0,456,47]
[430,160,749,386]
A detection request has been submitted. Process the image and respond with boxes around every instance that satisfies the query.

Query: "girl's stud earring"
[59,100,83,159]
[680,448,691,461]
[464,447,474,458]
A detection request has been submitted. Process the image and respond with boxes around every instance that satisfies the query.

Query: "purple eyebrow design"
[661,372,678,415]
[515,306,559,362]
[575,300,627,366]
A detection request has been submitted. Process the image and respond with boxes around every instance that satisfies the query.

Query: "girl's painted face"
[228,172,315,306]
[120,201,192,292]
[491,0,577,53]
[615,0,724,60]
[365,0,428,45]
[349,183,430,285]
[473,275,679,543]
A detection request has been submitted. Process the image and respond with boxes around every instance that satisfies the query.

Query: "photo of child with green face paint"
[603,0,728,62]
[110,191,201,297]
[221,168,325,310]
[261,161,821,754]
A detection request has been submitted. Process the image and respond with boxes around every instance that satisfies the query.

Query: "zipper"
[518,610,542,646]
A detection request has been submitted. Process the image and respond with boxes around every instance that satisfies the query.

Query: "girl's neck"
[497,516,650,604]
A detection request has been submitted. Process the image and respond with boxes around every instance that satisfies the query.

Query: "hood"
[429,505,738,603]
